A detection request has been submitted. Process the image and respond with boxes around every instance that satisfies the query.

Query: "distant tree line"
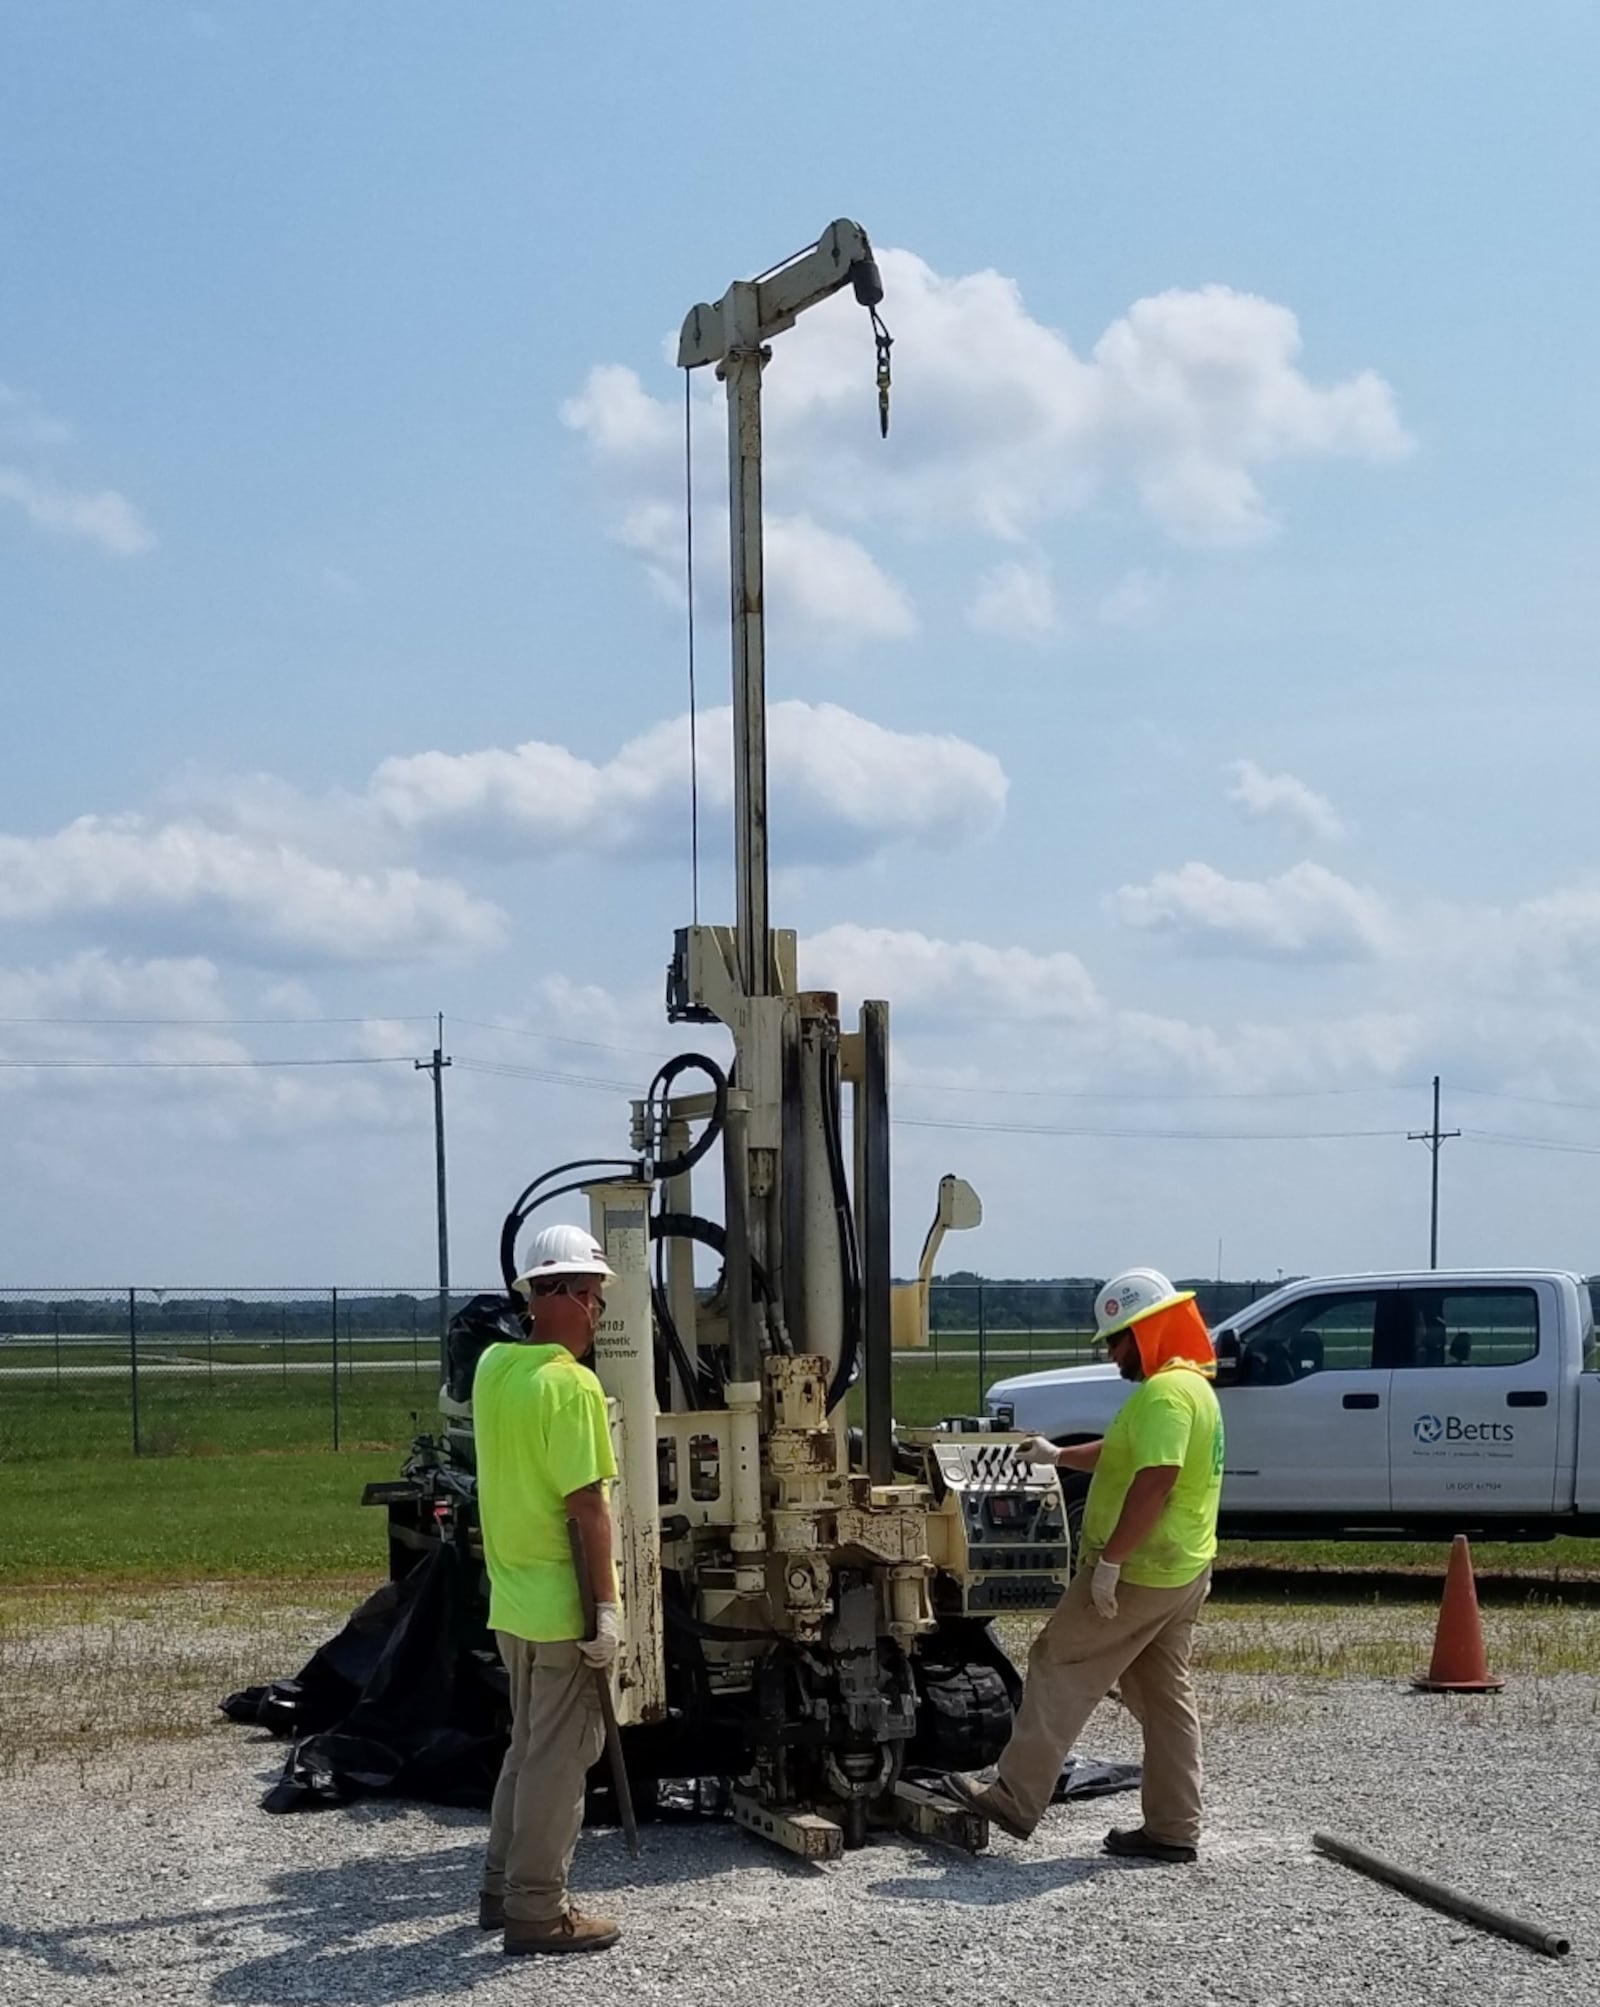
[924,1274,1291,1333]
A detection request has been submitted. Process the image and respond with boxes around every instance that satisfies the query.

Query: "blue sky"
[3,3,1599,1286]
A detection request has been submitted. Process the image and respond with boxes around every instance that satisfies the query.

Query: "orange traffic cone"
[1412,1534,1505,1692]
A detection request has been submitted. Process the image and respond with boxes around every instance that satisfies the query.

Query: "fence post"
[281,1305,288,1386]
[976,1282,987,1415]
[206,1304,214,1387]
[331,1288,341,1451]
[54,1306,61,1387]
[129,1288,141,1456]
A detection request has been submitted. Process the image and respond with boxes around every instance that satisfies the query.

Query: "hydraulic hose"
[498,1164,641,1292]
[819,1042,863,1412]
[647,1052,728,1182]
[650,1211,775,1306]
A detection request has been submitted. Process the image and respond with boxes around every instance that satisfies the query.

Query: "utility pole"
[416,1012,452,1371]
[1407,1075,1460,1270]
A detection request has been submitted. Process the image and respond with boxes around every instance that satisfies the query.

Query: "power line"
[0,1013,434,1028]
[451,1016,676,1061]
[454,1055,638,1094]
[0,1055,418,1071]
[893,1114,1408,1142]
[1450,1083,1600,1116]
[896,1078,1429,1104]
[1463,1130,1600,1158]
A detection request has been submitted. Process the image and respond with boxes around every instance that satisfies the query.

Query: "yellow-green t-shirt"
[1079,1361,1223,1588]
[473,1340,618,1641]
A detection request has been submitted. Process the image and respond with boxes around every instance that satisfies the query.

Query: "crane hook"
[871,307,893,440]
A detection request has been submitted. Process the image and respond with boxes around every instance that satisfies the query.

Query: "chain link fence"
[0,1287,501,1462]
[2,1279,1296,1460]
[908,1278,1284,1421]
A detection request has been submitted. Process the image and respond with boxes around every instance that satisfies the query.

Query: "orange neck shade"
[1132,1296,1216,1380]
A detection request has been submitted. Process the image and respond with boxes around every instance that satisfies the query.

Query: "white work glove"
[1012,1435,1060,1467]
[1090,1559,1122,1620]
[577,1602,620,1671]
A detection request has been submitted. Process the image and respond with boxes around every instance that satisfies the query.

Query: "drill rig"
[381,223,1071,1860]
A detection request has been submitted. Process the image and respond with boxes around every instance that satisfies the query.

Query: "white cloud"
[803,923,1101,1024]
[560,361,678,467]
[0,949,227,1023]
[1441,884,1600,997]
[1228,759,1348,843]
[968,558,1059,640]
[0,380,74,450]
[585,441,915,642]
[566,253,1412,617]
[1099,568,1167,629]
[0,952,430,1150]
[0,467,154,556]
[1109,860,1391,960]
[0,817,504,965]
[0,380,154,555]
[372,701,1007,863]
[766,514,915,639]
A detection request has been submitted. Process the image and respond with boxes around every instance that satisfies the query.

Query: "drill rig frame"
[376,223,1072,1862]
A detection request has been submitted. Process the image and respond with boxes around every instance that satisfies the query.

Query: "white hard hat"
[512,1222,616,1295]
[1094,1267,1194,1344]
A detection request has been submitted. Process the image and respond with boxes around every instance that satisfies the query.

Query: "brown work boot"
[477,1893,506,1930]
[940,1771,1035,1843]
[503,1909,621,1956]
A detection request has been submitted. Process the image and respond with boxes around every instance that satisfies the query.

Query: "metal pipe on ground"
[1312,1832,1570,1958]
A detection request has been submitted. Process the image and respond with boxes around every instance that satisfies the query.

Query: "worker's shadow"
[0,1828,500,2006]
[869,1841,1120,1906]
[0,1798,798,2007]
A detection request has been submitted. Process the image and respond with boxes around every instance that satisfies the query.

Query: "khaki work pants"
[990,1559,1212,1846]
[483,1633,605,1924]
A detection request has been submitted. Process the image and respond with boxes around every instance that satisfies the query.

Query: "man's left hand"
[1091,1559,1122,1619]
[578,1602,621,1670]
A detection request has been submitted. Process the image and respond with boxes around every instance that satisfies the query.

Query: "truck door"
[1389,1283,1559,1514]
[1222,1288,1397,1514]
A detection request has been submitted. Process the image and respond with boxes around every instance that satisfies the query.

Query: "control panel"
[925,1438,1073,1615]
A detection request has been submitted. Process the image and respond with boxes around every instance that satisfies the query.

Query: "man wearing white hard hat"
[474,1223,623,1955]
[945,1267,1223,1863]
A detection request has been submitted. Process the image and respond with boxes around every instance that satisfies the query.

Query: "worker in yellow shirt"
[945,1267,1224,1862]
[474,1224,622,1955]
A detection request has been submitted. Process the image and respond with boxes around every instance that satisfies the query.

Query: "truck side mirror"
[1213,1329,1240,1387]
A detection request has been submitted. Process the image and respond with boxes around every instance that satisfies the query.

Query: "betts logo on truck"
[1413,1412,1515,1445]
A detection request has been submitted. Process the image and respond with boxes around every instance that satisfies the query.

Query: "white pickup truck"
[985,1269,1600,1544]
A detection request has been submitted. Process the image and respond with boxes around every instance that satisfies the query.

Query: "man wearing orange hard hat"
[944,1267,1223,1863]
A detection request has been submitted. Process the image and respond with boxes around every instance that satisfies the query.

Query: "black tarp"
[222,1539,507,1811]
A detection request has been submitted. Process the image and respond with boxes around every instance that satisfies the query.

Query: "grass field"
[0,1451,399,1582]
[0,1355,440,1460]
[0,1335,1083,1461]
[4,1349,1598,1588]
[4,1447,1597,1592]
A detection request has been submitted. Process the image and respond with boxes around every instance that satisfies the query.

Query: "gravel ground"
[1,1674,1592,2007]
